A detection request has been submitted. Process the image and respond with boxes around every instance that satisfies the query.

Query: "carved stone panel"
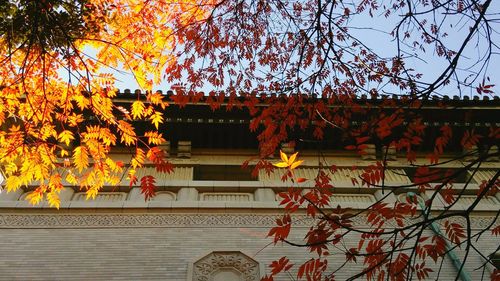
[191,251,260,281]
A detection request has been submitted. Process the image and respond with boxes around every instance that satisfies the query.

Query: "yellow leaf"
[4,162,18,174]
[60,149,69,157]
[290,160,304,170]
[47,191,60,209]
[4,175,21,192]
[131,148,145,168]
[86,188,99,200]
[66,172,78,185]
[145,131,165,145]
[288,152,298,165]
[131,100,145,119]
[149,111,164,129]
[117,120,137,146]
[273,151,304,170]
[26,190,43,205]
[105,158,123,173]
[148,92,169,109]
[58,130,75,146]
[279,150,288,163]
[67,113,84,127]
[73,146,89,172]
[273,162,289,168]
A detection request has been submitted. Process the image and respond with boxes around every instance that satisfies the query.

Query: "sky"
[98,1,500,98]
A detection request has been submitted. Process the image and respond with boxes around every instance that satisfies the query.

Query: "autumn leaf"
[269,257,293,276]
[47,190,61,209]
[117,120,137,146]
[4,175,21,192]
[131,148,146,169]
[58,130,75,146]
[273,150,304,170]
[131,100,146,119]
[145,131,165,145]
[149,111,164,129]
[73,146,89,172]
[140,175,157,201]
[26,186,46,205]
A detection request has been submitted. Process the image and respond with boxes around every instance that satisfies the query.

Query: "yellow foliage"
[4,175,21,192]
[26,190,44,206]
[0,0,216,207]
[150,111,164,129]
[132,100,146,119]
[47,191,61,209]
[273,151,304,170]
[131,148,146,169]
[117,120,137,146]
[73,146,90,172]
[58,130,75,146]
[145,131,165,145]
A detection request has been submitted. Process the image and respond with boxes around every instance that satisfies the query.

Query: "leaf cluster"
[0,0,105,51]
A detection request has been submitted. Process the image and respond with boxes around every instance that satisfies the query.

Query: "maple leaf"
[268,214,292,243]
[273,150,304,170]
[128,169,138,187]
[148,92,169,109]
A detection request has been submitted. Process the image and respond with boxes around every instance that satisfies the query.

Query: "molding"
[0,213,497,229]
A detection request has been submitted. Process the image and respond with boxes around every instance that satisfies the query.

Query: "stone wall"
[0,211,497,281]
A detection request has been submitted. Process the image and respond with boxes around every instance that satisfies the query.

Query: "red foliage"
[268,214,292,244]
[140,175,156,201]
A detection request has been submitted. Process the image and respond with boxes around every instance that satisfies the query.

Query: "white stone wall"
[0,212,497,281]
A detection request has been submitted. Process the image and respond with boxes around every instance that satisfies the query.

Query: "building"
[0,92,499,280]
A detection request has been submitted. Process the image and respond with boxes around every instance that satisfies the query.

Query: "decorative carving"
[191,251,260,281]
[260,168,411,184]
[0,213,495,229]
[72,192,126,201]
[455,195,499,206]
[151,191,176,201]
[200,193,253,202]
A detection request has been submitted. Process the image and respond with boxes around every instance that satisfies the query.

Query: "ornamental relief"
[0,213,496,229]
[191,251,260,281]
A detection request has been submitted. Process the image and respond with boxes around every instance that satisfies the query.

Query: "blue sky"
[101,1,500,98]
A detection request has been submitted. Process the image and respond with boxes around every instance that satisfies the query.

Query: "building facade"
[0,93,499,280]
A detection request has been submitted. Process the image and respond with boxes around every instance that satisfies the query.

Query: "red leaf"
[147,147,174,174]
[492,225,500,236]
[129,174,138,187]
[297,177,307,183]
[444,220,466,245]
[356,136,370,144]
[269,257,293,275]
[140,175,157,201]
[268,214,292,243]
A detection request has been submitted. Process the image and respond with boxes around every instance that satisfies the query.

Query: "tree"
[0,0,499,280]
